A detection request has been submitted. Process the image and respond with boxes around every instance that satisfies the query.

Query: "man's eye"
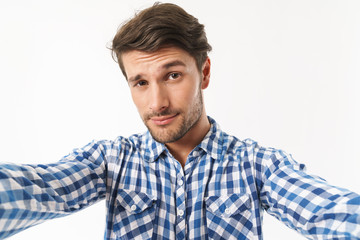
[168,72,181,80]
[135,80,148,87]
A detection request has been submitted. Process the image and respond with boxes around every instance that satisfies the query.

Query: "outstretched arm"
[254,144,360,239]
[0,140,108,239]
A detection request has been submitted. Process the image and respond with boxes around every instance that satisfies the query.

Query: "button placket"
[170,157,186,239]
[175,173,186,220]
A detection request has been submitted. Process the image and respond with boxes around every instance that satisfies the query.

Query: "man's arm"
[252,142,360,239]
[0,140,109,239]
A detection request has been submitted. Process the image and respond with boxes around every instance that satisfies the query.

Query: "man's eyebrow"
[128,74,142,83]
[163,60,186,69]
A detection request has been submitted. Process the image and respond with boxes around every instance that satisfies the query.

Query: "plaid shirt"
[0,117,359,239]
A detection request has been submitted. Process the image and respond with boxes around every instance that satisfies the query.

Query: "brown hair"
[111,2,212,78]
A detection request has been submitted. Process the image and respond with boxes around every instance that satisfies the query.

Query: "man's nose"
[149,84,169,112]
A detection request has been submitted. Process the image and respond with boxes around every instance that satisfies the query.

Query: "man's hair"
[111,2,212,78]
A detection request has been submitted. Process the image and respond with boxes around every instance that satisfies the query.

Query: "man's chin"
[148,129,180,143]
[144,114,191,143]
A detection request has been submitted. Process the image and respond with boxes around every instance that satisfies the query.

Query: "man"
[0,2,359,240]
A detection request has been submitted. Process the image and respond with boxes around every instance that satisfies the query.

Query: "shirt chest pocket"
[205,193,253,240]
[113,189,156,239]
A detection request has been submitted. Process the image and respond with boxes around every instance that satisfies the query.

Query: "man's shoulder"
[111,131,149,148]
[220,130,257,153]
[224,131,303,171]
[90,132,148,152]
[220,130,282,162]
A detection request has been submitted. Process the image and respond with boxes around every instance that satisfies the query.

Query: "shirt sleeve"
[0,140,109,239]
[253,143,360,239]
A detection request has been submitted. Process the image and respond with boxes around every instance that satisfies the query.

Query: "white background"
[0,0,359,239]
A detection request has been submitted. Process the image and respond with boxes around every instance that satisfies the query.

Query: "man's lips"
[150,114,178,126]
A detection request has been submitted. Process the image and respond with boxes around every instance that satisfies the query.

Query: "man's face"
[122,47,210,143]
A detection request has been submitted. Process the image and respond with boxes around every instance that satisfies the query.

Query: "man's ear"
[201,57,211,90]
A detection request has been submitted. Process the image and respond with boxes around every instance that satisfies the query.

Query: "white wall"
[0,0,359,239]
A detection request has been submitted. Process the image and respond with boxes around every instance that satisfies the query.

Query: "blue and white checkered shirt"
[1,117,359,239]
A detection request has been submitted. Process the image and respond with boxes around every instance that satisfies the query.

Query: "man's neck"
[165,113,210,168]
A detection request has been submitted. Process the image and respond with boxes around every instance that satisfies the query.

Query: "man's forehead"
[122,47,193,64]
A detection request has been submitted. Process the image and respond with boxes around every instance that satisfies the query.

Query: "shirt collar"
[142,116,225,162]
[198,116,225,161]
[142,131,167,163]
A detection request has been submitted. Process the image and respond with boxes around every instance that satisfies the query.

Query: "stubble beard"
[143,90,203,144]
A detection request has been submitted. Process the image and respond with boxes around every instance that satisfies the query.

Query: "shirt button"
[177,179,184,186]
[225,208,231,215]
[131,205,137,211]
[178,209,184,217]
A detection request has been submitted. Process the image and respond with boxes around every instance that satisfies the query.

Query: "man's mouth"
[150,113,179,126]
